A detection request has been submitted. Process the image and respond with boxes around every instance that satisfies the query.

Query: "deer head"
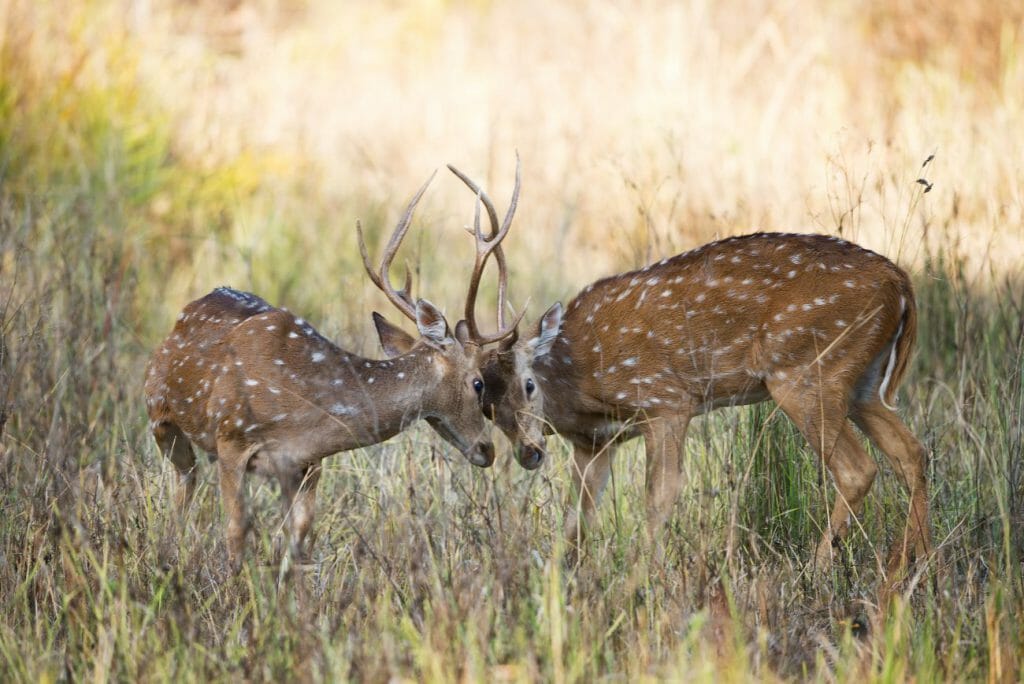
[356,174,496,466]
[373,157,552,469]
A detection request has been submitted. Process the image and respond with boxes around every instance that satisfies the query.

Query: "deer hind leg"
[565,443,615,556]
[641,413,693,542]
[278,464,322,563]
[766,380,877,570]
[851,400,931,570]
[152,422,198,508]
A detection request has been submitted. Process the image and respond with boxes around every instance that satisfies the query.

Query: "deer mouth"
[515,443,545,470]
[467,441,496,468]
[426,417,495,467]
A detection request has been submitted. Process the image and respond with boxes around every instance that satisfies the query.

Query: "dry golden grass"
[9,0,1017,311]
[1,0,1022,680]
[124,0,1024,292]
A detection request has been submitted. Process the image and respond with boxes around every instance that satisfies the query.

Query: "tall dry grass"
[1,0,1022,680]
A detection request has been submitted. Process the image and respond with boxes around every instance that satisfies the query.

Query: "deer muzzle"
[467,441,496,468]
[515,443,545,470]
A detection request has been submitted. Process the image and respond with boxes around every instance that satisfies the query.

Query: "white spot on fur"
[330,403,355,416]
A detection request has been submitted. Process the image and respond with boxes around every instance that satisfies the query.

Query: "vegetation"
[1,0,1021,680]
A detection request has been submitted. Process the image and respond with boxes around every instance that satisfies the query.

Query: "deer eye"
[525,378,535,396]
[472,378,484,395]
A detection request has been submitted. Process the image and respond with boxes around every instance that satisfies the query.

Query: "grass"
[1,0,1023,680]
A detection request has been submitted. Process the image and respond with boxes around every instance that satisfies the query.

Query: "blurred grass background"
[0,0,1022,680]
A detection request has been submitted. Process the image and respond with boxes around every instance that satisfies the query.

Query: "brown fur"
[487,233,932,570]
[145,287,492,567]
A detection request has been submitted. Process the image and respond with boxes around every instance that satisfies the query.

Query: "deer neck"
[297,348,441,451]
[532,334,585,429]
[531,327,636,446]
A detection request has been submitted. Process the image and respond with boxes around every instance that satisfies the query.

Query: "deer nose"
[470,442,495,468]
[517,445,545,470]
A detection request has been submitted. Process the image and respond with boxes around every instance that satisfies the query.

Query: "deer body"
[144,176,508,567]
[145,287,491,565]
[487,232,931,570]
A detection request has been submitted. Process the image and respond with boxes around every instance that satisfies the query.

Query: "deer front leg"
[152,422,198,509]
[278,464,322,564]
[216,443,251,570]
[564,443,615,560]
[641,413,692,542]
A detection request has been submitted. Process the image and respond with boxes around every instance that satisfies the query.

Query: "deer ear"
[454,319,471,346]
[527,302,563,359]
[415,299,452,346]
[373,312,416,358]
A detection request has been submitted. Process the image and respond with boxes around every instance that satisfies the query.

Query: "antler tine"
[356,171,436,323]
[496,154,522,329]
[453,184,510,331]
[447,156,523,344]
[447,164,500,237]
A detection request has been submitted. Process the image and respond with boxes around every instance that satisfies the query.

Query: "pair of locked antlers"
[356,159,527,346]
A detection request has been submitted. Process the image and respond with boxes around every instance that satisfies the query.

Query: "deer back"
[550,233,914,416]
[145,287,492,465]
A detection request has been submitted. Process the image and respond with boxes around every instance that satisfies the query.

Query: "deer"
[376,162,932,573]
[143,174,517,568]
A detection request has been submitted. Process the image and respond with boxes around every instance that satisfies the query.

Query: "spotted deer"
[392,163,931,570]
[144,175,512,567]
[509,230,930,570]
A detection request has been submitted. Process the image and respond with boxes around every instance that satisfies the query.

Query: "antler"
[356,172,437,323]
[446,155,525,344]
